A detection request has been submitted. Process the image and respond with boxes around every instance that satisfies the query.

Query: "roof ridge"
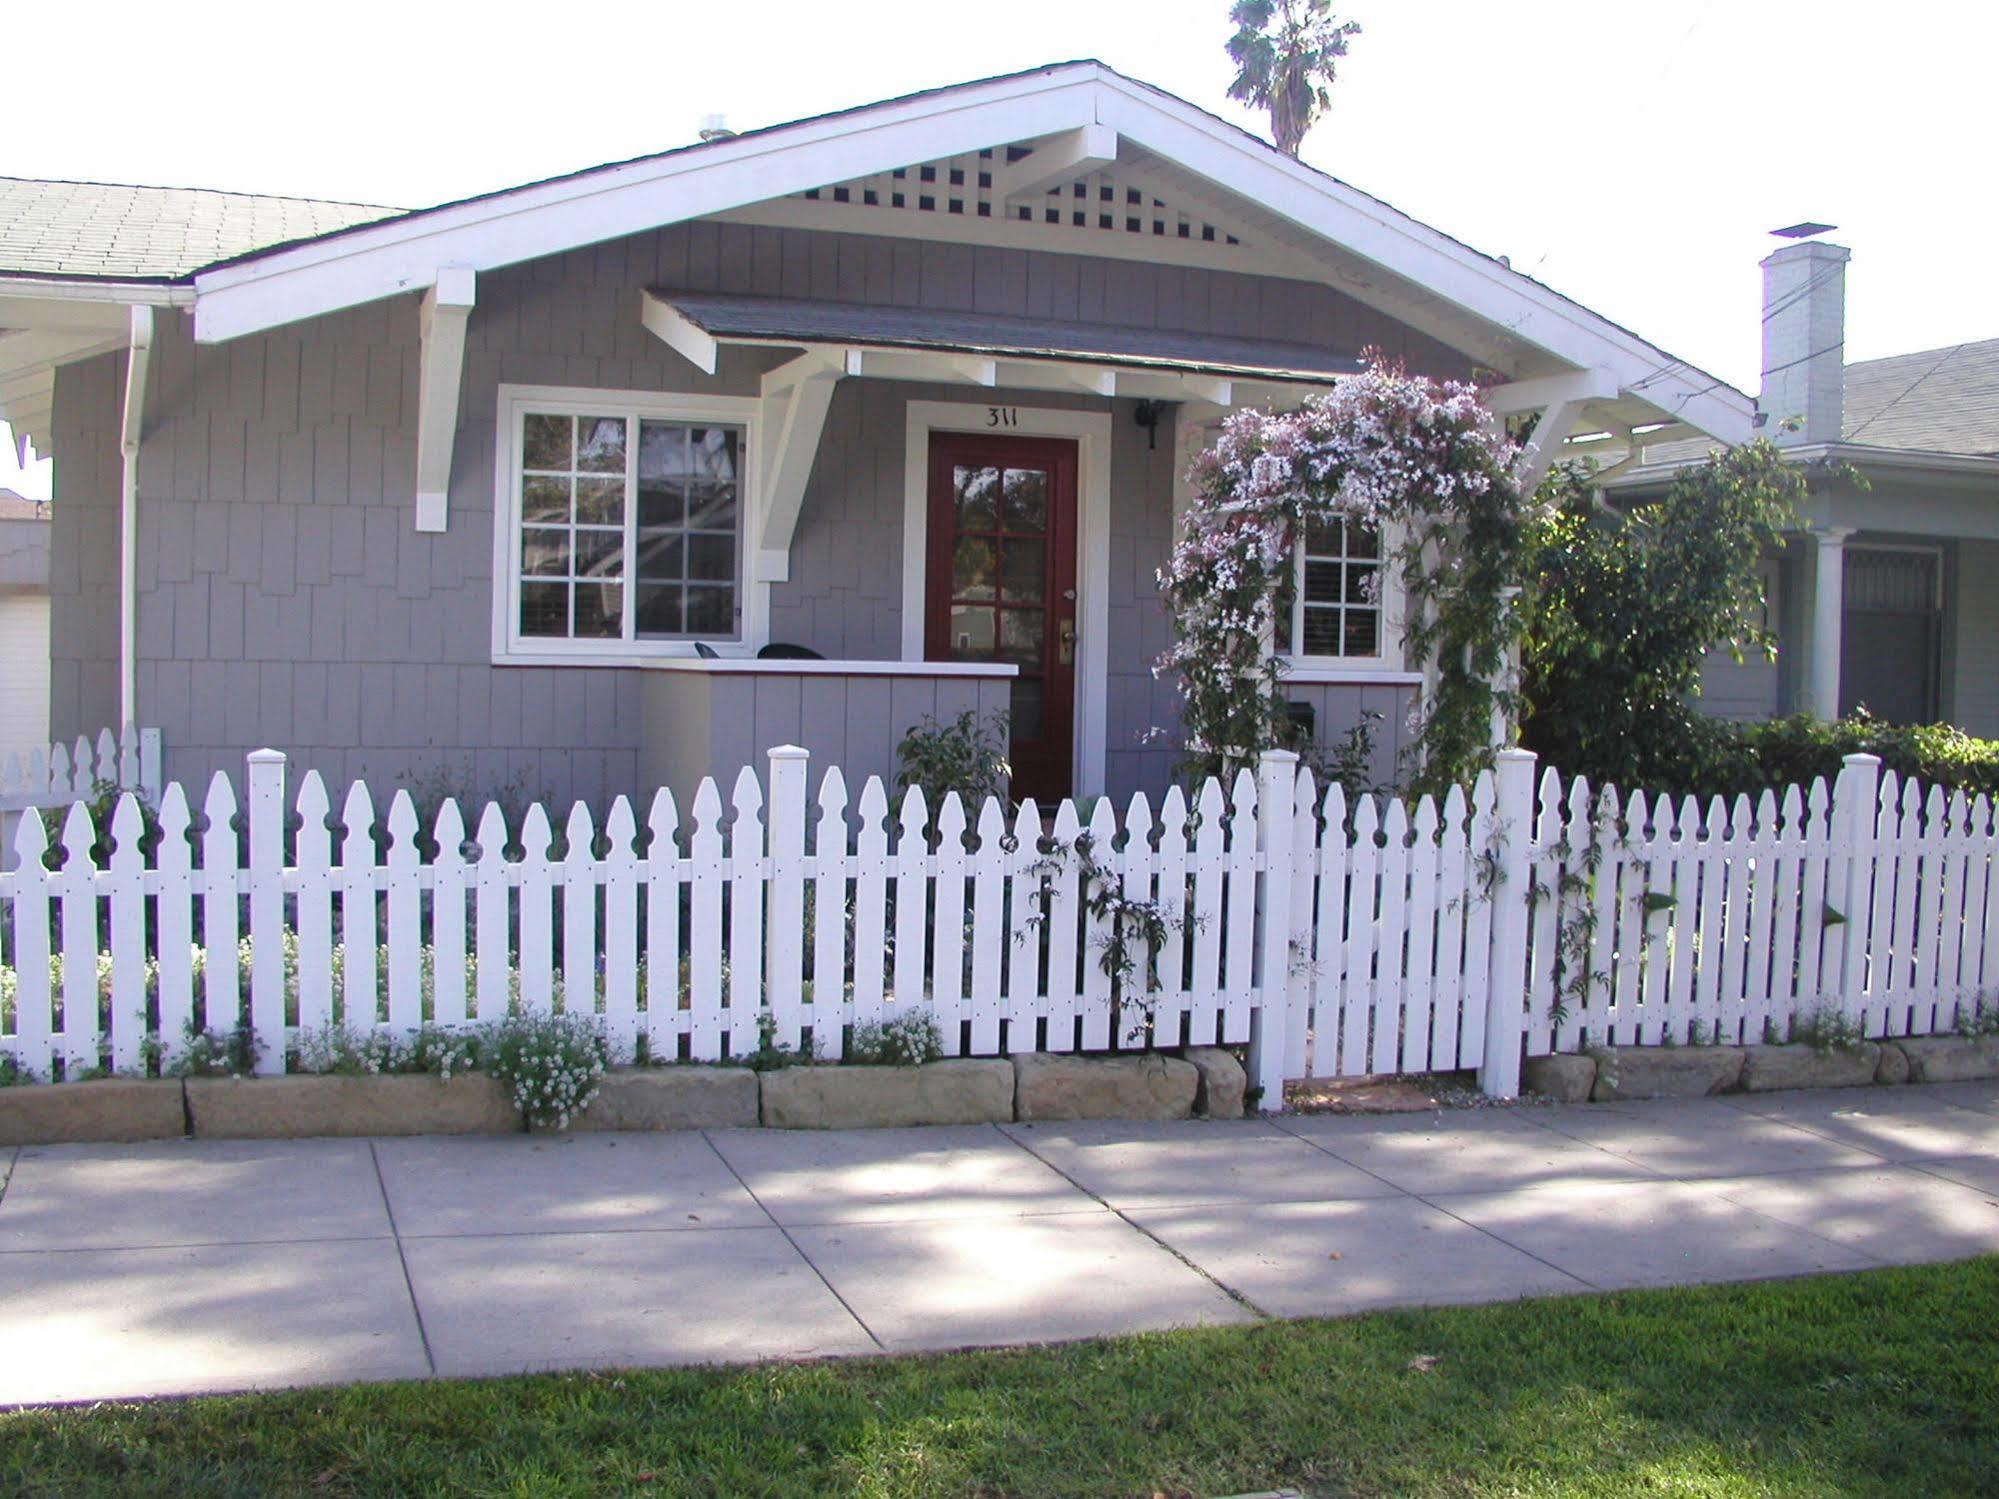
[0,173,404,213]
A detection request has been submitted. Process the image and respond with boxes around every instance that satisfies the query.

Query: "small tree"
[1226,0,1363,157]
[1518,441,1805,790]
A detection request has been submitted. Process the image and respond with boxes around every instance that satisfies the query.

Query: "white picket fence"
[0,724,161,872]
[1,742,1994,1102]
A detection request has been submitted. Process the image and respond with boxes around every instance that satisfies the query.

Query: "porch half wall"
[48,219,1453,809]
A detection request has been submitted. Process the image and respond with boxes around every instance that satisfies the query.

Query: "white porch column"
[1809,527,1854,719]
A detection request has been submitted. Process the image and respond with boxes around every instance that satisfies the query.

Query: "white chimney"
[1759,240,1850,446]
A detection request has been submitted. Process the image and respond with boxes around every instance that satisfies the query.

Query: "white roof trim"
[186,62,1751,443]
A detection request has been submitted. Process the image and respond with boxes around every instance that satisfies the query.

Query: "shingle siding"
[51,219,1467,809]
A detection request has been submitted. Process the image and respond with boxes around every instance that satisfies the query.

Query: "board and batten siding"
[49,219,1467,809]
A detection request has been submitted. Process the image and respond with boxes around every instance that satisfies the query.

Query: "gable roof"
[1842,337,1999,456]
[0,177,402,283]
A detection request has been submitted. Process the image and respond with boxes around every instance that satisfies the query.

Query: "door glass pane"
[576,416,627,473]
[1009,678,1045,740]
[1001,538,1045,602]
[998,610,1044,664]
[1003,468,1047,532]
[953,538,997,600]
[949,605,996,658]
[955,466,1000,528]
[523,414,571,472]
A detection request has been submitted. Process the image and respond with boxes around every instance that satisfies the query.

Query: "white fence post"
[1478,747,1537,1098]
[1830,752,1882,1025]
[246,749,288,1074]
[1249,748,1299,1111]
[766,745,809,1047]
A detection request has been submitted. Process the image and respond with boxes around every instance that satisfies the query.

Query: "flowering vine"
[1156,353,1529,795]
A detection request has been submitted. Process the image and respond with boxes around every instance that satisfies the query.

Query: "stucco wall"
[50,218,1468,811]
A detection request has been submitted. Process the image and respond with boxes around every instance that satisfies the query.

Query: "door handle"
[1058,620,1076,666]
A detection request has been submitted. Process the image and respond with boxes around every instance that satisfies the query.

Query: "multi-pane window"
[1273,517,1384,660]
[513,406,743,645]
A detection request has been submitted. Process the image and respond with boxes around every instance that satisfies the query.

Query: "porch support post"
[414,266,475,533]
[1808,526,1853,719]
[756,370,840,585]
[118,305,153,728]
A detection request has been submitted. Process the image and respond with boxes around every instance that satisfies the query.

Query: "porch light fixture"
[1132,398,1170,450]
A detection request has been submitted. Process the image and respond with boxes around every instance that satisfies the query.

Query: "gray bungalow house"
[1607,239,1999,737]
[0,62,1749,811]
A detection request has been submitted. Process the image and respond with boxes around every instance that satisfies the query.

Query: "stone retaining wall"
[1523,1035,1999,1103]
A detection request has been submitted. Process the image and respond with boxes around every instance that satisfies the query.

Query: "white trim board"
[901,399,1113,799]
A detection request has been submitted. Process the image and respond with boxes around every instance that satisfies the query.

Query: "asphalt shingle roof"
[1841,337,1999,456]
[0,177,403,282]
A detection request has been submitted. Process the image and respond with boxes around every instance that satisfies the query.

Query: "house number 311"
[986,406,1019,428]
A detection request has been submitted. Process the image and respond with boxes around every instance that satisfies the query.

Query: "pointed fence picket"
[2,743,1996,1100]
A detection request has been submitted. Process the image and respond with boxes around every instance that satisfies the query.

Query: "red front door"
[925,433,1078,804]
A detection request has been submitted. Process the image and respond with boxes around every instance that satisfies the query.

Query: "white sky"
[6,0,1993,500]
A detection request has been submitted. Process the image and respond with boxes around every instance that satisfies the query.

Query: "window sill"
[1279,663,1424,687]
[642,658,1020,678]
[493,642,752,668]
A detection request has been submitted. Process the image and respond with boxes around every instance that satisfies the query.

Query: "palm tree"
[1225,0,1362,158]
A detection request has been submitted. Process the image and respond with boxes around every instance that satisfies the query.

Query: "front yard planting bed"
[3,1258,1995,1495]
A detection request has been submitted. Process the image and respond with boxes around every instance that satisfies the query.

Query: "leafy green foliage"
[1519,441,1804,791]
[893,710,1011,809]
[741,1012,815,1072]
[484,1011,606,1129]
[1225,0,1361,156]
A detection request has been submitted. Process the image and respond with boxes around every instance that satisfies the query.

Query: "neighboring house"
[1604,240,1999,736]
[0,488,50,759]
[0,63,1748,812]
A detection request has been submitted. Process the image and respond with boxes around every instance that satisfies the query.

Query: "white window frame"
[490,384,763,665]
[1276,518,1414,682]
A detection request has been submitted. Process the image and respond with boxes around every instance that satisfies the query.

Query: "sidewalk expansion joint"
[369,1141,438,1376]
[699,1131,887,1352]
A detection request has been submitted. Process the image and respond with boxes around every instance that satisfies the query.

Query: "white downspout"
[119,306,154,728]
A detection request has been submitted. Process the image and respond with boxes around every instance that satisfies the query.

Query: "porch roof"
[650,291,1365,385]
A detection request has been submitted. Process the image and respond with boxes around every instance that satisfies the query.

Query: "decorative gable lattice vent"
[798,147,1246,247]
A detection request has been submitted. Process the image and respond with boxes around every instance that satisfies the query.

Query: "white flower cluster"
[486,1011,608,1130]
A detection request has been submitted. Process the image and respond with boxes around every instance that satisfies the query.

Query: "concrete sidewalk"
[3,1081,1998,1407]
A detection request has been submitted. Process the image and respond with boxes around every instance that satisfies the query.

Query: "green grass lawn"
[5,1259,1996,1497]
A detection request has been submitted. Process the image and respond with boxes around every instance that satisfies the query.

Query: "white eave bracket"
[414,266,475,533]
[754,357,843,584]
[641,290,719,373]
[990,123,1118,209]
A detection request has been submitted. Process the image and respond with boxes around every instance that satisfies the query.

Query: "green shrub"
[486,1011,607,1129]
[894,710,1011,809]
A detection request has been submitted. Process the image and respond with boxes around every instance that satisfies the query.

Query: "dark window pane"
[1002,468,1047,532]
[686,534,735,581]
[576,416,626,473]
[685,585,735,634]
[1301,606,1342,656]
[1303,560,1342,605]
[685,483,738,532]
[523,413,571,472]
[573,528,623,578]
[638,482,685,529]
[1009,678,1044,739]
[521,475,569,523]
[998,609,1044,664]
[955,466,999,528]
[575,477,624,525]
[1304,516,1345,557]
[1349,523,1380,559]
[953,538,997,600]
[1344,609,1380,657]
[635,584,684,637]
[521,528,570,577]
[1001,538,1045,602]
[1345,563,1378,606]
[948,605,996,658]
[574,582,623,638]
[686,427,740,485]
[635,533,685,582]
[520,582,568,637]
